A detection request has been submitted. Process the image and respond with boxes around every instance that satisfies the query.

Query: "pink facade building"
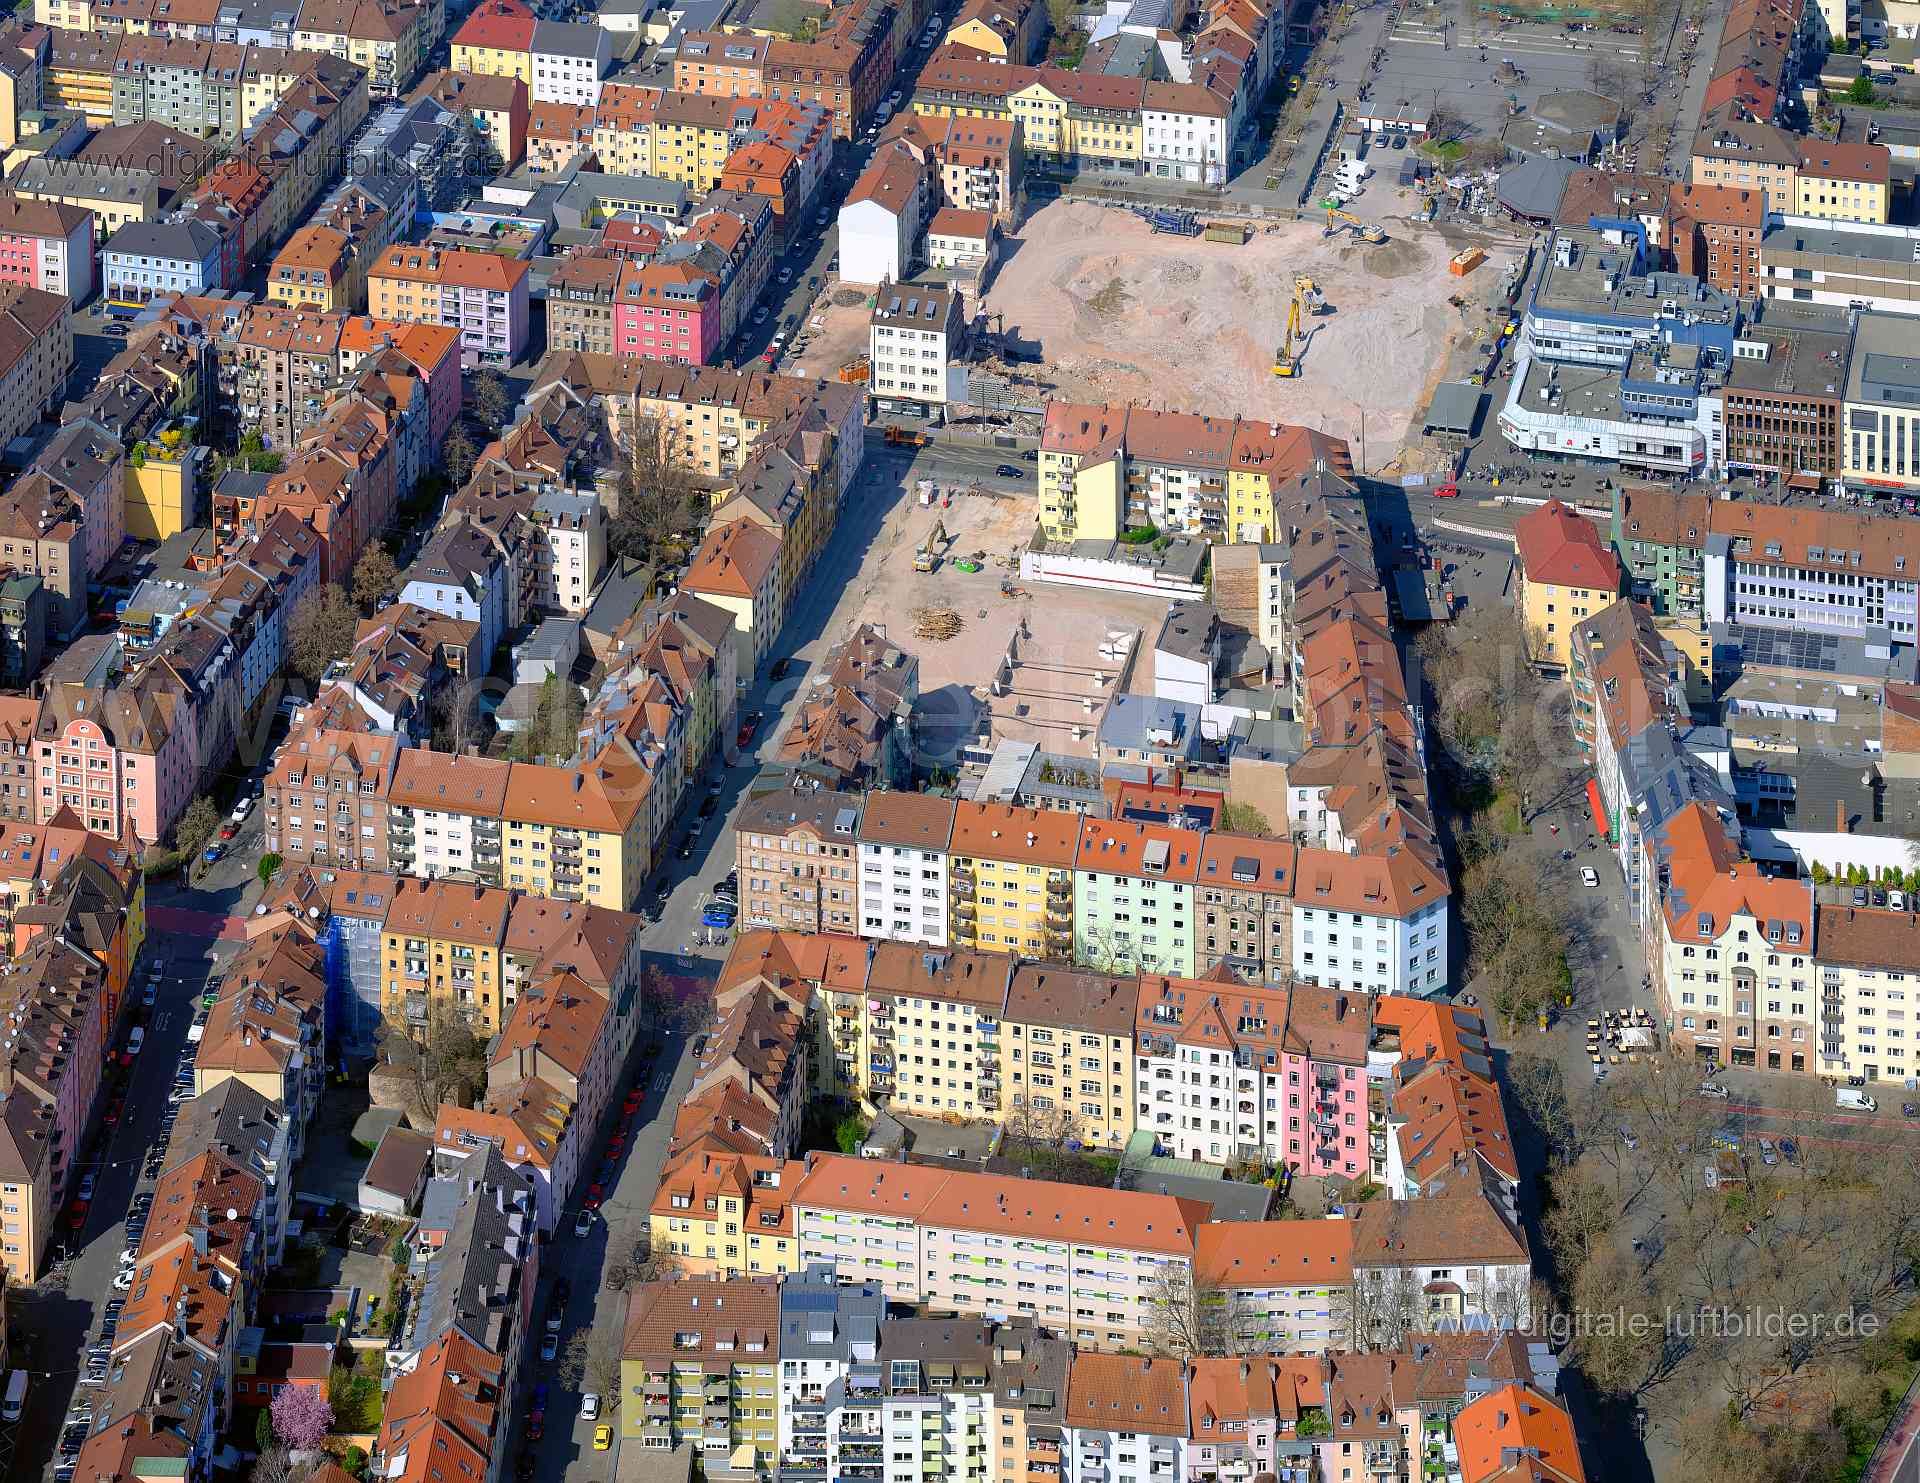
[0,196,95,304]
[614,259,720,365]
[35,676,198,845]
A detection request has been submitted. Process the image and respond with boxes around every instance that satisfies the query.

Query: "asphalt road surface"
[12,937,244,1482]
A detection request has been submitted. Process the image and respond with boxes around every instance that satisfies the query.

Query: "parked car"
[1580,867,1599,887]
[594,1426,613,1451]
[574,1208,593,1238]
[995,464,1021,479]
[1698,1081,1730,1099]
[580,1394,601,1420]
[702,905,736,928]
[540,1331,560,1362]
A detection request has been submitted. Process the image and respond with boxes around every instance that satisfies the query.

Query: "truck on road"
[1837,1086,1878,1112]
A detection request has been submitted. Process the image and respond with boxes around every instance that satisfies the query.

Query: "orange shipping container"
[1449,247,1486,276]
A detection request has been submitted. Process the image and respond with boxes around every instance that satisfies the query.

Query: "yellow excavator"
[1295,274,1327,315]
[1325,208,1387,244]
[1273,291,1305,377]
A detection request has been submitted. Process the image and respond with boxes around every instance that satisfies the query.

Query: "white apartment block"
[790,1154,1198,1352]
[869,283,964,410]
[1812,906,1920,1085]
[396,803,485,877]
[530,21,612,105]
[532,488,606,615]
[856,794,955,947]
[1289,896,1449,999]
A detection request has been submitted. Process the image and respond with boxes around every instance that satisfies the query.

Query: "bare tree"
[1143,1263,1235,1359]
[469,370,515,430]
[429,677,484,755]
[610,414,701,564]
[378,1002,487,1122]
[1342,1266,1423,1351]
[287,584,358,684]
[251,1443,297,1483]
[351,545,400,613]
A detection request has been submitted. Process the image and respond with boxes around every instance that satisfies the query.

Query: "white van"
[1837,1086,1878,1113]
[2,1369,27,1423]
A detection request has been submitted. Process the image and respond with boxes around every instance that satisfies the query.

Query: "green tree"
[512,674,584,763]
[287,583,358,684]
[258,852,283,886]
[255,1409,275,1451]
[1810,861,1831,885]
[343,1446,370,1480]
[175,796,219,857]
[1220,802,1272,837]
[350,545,400,613]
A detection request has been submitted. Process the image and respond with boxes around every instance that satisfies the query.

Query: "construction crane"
[1324,208,1387,244]
[1273,291,1305,378]
[1294,275,1327,315]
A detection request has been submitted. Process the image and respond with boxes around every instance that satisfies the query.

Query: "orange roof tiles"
[792,1152,1208,1255]
[1454,1385,1585,1483]
[947,800,1081,866]
[372,244,529,292]
[1073,817,1204,881]
[1066,1353,1188,1435]
[1195,1218,1355,1287]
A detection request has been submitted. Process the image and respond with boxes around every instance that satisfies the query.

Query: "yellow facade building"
[998,962,1137,1150]
[125,430,201,543]
[450,0,535,83]
[379,878,514,1035]
[947,801,1076,958]
[268,224,357,311]
[1793,143,1891,225]
[1513,497,1623,672]
[649,1150,799,1277]
[500,755,654,912]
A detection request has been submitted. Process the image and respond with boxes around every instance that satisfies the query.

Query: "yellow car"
[594,1426,613,1451]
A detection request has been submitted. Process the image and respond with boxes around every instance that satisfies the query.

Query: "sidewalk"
[1865,1373,1920,1483]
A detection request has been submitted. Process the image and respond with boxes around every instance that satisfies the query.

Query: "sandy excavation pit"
[980,200,1517,461]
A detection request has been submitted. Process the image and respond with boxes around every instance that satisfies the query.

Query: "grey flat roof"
[1424,381,1484,435]
[1847,311,1920,405]
[1763,215,1920,266]
[1497,156,1579,219]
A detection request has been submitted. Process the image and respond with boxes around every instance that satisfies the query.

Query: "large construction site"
[816,466,1173,765]
[976,200,1523,463]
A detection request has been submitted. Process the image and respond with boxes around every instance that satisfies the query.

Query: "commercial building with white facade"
[1142,81,1230,184]
[1759,213,1920,316]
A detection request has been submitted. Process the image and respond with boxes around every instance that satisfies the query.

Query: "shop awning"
[1586,778,1612,843]
[1788,472,1822,491]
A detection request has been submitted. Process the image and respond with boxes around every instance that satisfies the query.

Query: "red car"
[68,1199,88,1229]
[1434,482,1460,498]
[218,822,239,841]
[622,1088,644,1114]
[584,1184,604,1209]
[103,1099,123,1126]
[736,714,759,747]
